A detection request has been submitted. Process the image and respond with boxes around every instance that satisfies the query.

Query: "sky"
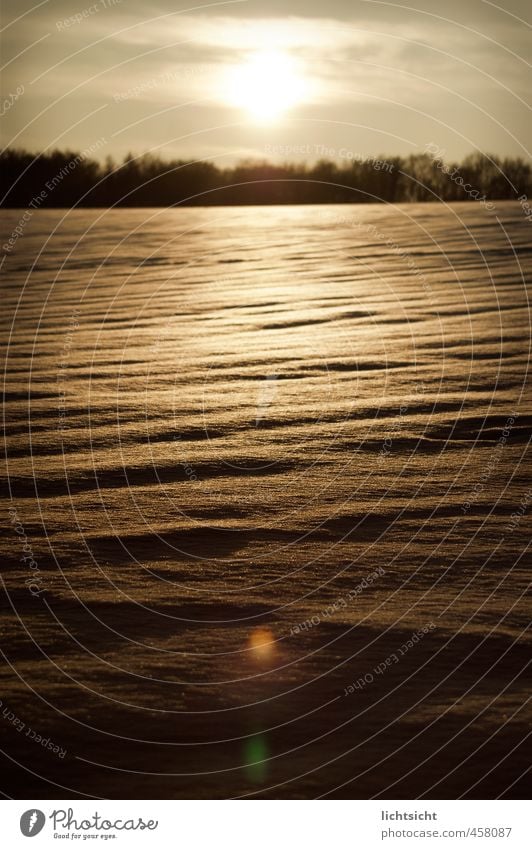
[1,0,531,165]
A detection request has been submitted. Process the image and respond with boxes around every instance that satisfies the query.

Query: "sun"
[224,50,307,123]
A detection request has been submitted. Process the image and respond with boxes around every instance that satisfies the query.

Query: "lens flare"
[248,626,276,661]
[243,733,268,783]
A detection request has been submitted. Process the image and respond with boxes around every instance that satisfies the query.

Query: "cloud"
[1,2,529,162]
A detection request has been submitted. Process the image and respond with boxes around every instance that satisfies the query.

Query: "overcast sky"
[2,0,531,164]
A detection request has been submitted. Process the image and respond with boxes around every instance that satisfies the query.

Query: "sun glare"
[224,50,307,123]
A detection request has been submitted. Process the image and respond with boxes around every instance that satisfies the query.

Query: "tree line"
[1,148,530,208]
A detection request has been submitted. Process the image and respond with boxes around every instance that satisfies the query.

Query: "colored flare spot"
[243,734,268,783]
[248,627,275,662]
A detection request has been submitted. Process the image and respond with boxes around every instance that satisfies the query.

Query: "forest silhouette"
[1,148,530,207]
